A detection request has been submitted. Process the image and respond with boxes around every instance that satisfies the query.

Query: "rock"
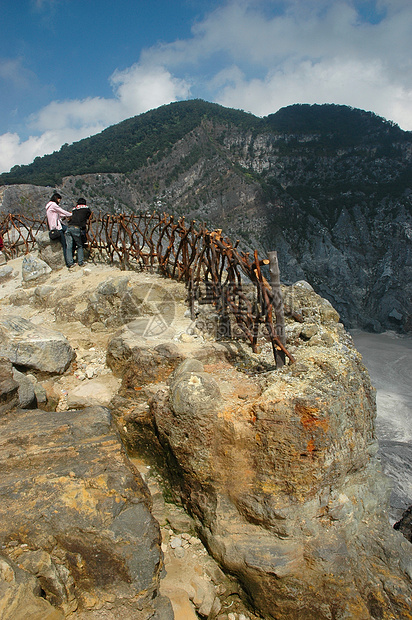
[66,375,122,408]
[0,406,168,619]
[300,323,318,340]
[170,367,222,416]
[161,587,198,620]
[165,504,196,534]
[22,255,52,283]
[34,382,47,405]
[0,358,19,414]
[0,554,64,620]
[107,322,228,391]
[148,325,412,619]
[107,327,185,386]
[37,231,67,270]
[0,265,13,282]
[389,308,403,322]
[8,289,31,306]
[394,505,412,542]
[12,368,37,409]
[33,284,54,308]
[0,315,75,373]
[80,276,150,328]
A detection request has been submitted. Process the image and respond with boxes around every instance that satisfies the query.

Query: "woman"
[45,192,71,266]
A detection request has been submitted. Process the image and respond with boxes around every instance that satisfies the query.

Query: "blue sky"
[1,0,412,173]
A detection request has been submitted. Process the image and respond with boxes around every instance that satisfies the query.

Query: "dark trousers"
[65,226,85,266]
[59,224,70,266]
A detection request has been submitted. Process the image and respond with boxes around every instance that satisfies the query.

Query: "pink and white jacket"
[45,201,72,230]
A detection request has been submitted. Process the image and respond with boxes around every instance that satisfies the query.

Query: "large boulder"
[37,231,67,270]
[147,335,412,618]
[0,315,75,373]
[0,406,173,619]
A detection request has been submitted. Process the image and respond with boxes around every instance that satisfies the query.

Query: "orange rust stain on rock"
[306,438,316,453]
[296,403,329,433]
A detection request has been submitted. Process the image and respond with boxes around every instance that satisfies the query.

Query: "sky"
[1,0,412,174]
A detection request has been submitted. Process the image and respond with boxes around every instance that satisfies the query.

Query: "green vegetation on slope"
[2,99,408,188]
[0,100,261,186]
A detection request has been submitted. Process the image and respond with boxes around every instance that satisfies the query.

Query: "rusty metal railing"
[0,212,293,366]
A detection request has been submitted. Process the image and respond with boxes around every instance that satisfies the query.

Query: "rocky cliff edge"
[0,242,411,620]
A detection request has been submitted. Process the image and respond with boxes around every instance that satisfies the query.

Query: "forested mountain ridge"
[0,99,411,333]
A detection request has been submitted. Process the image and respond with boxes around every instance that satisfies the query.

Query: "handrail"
[0,212,293,366]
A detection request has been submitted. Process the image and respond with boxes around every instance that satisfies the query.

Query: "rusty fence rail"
[0,212,293,366]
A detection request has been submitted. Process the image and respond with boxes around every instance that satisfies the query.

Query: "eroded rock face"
[0,315,75,374]
[0,358,19,415]
[152,356,412,619]
[112,284,412,620]
[0,555,64,620]
[0,406,171,619]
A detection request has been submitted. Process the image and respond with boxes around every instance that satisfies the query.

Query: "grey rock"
[34,382,47,405]
[0,315,75,373]
[152,594,175,620]
[0,265,13,282]
[33,285,54,308]
[37,231,66,270]
[12,368,36,409]
[170,370,222,416]
[22,255,52,283]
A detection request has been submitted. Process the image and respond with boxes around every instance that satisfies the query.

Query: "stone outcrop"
[0,315,74,374]
[22,255,52,283]
[0,400,172,620]
[110,281,412,620]
[0,252,411,619]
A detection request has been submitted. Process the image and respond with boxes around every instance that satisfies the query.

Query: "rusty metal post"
[268,251,286,367]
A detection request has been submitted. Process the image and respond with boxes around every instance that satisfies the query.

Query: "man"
[65,198,92,268]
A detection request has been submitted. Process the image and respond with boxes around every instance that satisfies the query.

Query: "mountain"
[1,99,411,333]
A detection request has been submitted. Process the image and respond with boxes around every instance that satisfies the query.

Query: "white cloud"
[214,56,412,123]
[0,127,104,173]
[0,64,191,173]
[136,0,412,126]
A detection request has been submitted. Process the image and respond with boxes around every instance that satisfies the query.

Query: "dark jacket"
[69,205,91,229]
